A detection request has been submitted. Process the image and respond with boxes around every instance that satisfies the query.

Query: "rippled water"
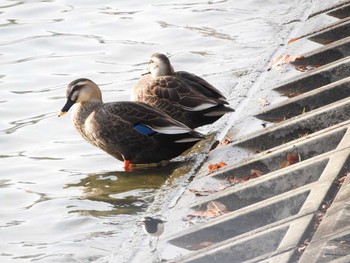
[0,0,302,262]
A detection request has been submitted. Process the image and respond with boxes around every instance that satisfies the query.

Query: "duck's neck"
[152,64,175,77]
[72,101,102,132]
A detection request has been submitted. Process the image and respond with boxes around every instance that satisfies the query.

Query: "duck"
[132,53,235,129]
[58,78,203,170]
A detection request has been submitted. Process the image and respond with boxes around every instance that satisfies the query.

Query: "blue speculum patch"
[133,124,156,136]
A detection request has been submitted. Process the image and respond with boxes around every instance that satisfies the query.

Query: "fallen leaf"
[280,153,300,169]
[219,138,232,145]
[268,55,305,70]
[226,175,250,184]
[250,169,264,178]
[191,210,220,217]
[189,241,214,250]
[288,37,300,44]
[287,153,300,164]
[208,162,227,174]
[207,201,228,214]
[190,201,229,218]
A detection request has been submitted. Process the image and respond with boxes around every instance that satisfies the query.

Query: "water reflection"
[3,112,55,134]
[65,162,183,217]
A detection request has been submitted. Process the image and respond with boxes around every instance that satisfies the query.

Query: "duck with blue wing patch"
[58,78,203,170]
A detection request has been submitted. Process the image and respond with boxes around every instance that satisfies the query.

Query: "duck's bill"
[58,99,75,117]
[58,111,67,117]
[141,71,151,76]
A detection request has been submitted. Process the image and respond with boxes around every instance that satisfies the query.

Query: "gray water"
[0,0,304,262]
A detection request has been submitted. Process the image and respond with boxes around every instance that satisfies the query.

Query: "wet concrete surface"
[113,1,350,262]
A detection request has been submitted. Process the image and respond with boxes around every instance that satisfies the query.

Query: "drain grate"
[308,19,350,44]
[160,2,350,262]
[273,56,350,95]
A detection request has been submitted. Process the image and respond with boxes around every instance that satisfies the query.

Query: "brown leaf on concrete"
[226,169,264,185]
[280,153,300,169]
[190,201,229,218]
[208,162,227,174]
[226,175,250,184]
[207,201,228,214]
[288,37,300,44]
[250,169,264,178]
[219,138,232,145]
[268,55,305,70]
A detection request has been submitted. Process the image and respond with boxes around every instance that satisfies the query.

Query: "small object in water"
[140,217,165,251]
[140,217,165,237]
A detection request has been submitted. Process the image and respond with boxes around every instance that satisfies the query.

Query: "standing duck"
[58,78,203,170]
[132,53,234,129]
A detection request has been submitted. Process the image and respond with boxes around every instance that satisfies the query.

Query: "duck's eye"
[68,83,85,101]
[70,90,80,102]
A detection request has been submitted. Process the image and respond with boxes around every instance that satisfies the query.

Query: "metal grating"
[161,2,350,262]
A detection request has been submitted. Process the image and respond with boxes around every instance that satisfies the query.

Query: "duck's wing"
[175,71,227,100]
[146,76,226,112]
[103,101,195,135]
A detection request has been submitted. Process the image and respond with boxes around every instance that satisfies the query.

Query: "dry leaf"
[208,162,227,174]
[226,169,264,185]
[287,153,300,164]
[250,169,264,178]
[190,201,229,218]
[189,241,214,250]
[207,201,228,214]
[191,210,219,217]
[226,175,250,184]
[280,153,300,169]
[219,138,232,145]
[288,37,300,44]
[268,55,305,70]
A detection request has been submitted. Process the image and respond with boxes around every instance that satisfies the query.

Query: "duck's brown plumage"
[132,53,234,129]
[59,78,202,168]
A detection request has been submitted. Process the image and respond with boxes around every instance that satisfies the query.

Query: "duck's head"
[147,53,175,77]
[58,78,102,117]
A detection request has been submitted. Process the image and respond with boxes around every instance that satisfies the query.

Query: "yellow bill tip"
[58,111,67,117]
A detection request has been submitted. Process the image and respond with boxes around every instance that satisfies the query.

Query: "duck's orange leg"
[124,160,132,171]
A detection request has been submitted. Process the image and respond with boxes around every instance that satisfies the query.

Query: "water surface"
[0,0,301,262]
